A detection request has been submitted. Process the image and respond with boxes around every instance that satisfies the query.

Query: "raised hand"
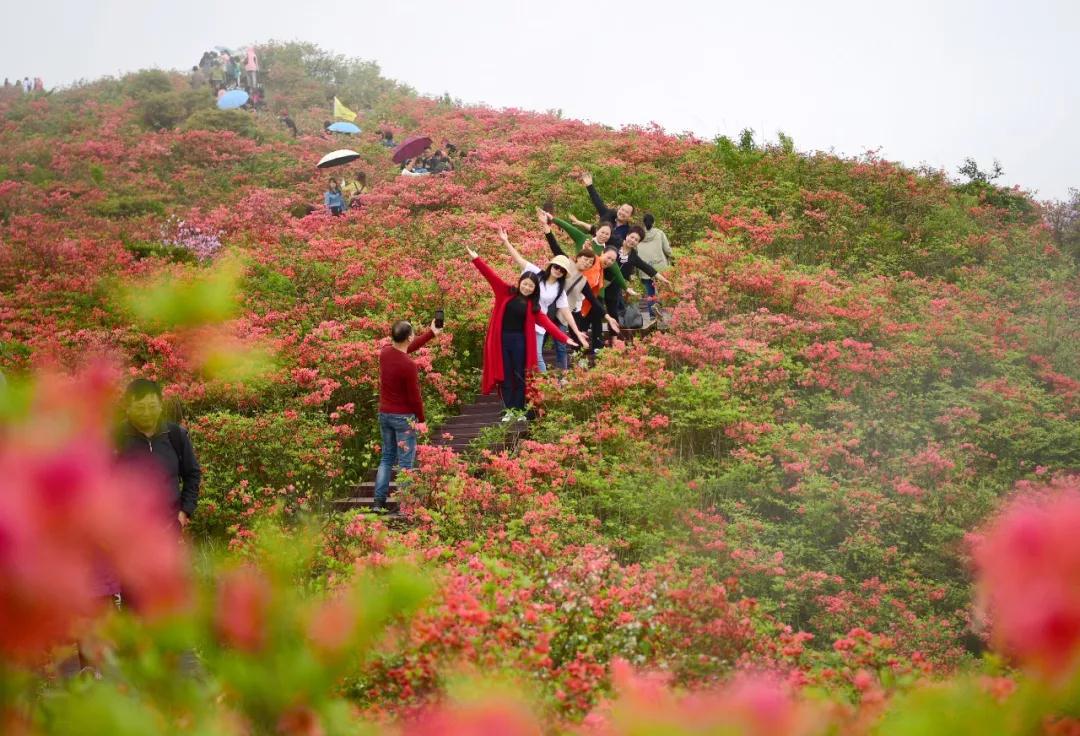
[497,227,510,243]
[465,245,479,259]
[580,171,593,187]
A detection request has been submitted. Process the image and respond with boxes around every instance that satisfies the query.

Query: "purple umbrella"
[392,136,432,165]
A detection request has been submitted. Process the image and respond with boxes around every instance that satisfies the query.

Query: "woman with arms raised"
[467,245,577,419]
[497,228,589,372]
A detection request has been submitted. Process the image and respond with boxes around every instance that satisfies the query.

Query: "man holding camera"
[374,317,442,510]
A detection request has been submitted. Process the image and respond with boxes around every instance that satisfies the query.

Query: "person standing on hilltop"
[245,47,260,89]
[374,318,442,511]
[579,171,635,245]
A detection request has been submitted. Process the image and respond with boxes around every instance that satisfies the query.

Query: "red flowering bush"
[1,39,1080,734]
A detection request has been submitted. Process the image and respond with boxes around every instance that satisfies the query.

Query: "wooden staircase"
[332,392,518,515]
[331,301,665,517]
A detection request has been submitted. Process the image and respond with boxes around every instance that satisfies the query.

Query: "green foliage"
[90,195,166,219]
[137,89,211,130]
[121,69,174,99]
[257,41,411,113]
[123,240,198,264]
[181,108,260,138]
[191,411,344,536]
[121,258,241,332]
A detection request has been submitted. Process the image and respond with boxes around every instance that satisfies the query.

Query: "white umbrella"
[317,149,361,169]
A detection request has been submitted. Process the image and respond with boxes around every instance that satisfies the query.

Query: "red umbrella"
[392,136,432,165]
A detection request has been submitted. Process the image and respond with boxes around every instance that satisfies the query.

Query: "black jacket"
[586,183,628,245]
[617,248,657,281]
[118,422,201,516]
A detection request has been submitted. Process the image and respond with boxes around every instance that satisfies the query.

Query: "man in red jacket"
[374,318,442,510]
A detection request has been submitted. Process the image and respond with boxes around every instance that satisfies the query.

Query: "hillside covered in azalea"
[2,41,1080,734]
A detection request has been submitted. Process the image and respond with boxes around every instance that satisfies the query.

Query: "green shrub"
[189,410,345,537]
[138,89,211,130]
[123,240,198,264]
[91,195,166,218]
[182,108,260,138]
[122,69,173,99]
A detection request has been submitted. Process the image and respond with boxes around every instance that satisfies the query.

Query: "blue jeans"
[535,331,568,372]
[374,412,417,505]
[501,331,527,410]
[643,279,659,316]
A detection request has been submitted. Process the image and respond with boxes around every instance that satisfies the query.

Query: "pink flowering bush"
[1,40,1080,733]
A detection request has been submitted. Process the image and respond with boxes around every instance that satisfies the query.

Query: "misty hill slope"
[1,41,1078,714]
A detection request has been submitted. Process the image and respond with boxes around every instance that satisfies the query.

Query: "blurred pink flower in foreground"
[0,365,190,662]
[581,658,822,736]
[973,475,1080,679]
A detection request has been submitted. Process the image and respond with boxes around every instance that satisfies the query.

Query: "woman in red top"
[466,246,576,419]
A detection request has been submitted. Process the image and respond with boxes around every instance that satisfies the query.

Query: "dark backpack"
[619,302,644,329]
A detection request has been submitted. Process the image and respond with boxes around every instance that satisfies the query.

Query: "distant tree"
[256,41,412,113]
[958,157,1004,184]
[957,157,1035,222]
[1045,188,1080,262]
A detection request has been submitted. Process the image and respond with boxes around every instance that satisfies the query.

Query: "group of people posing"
[374,173,674,508]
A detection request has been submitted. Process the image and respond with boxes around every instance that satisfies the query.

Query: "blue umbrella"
[328,121,361,134]
[217,89,249,110]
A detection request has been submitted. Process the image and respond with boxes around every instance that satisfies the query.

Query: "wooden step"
[332,496,400,513]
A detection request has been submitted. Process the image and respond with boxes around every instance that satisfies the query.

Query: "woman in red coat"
[466,246,576,418]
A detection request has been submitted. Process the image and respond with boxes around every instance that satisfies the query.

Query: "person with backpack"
[497,228,589,372]
[116,379,201,532]
[466,245,576,419]
[636,213,674,318]
[615,225,671,323]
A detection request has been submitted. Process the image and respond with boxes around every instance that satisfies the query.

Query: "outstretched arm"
[535,312,574,345]
[498,228,530,272]
[558,306,590,345]
[605,264,628,291]
[580,171,612,220]
[568,213,593,229]
[552,217,590,252]
[467,248,508,295]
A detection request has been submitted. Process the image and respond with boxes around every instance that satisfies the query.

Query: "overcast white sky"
[2,0,1077,199]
